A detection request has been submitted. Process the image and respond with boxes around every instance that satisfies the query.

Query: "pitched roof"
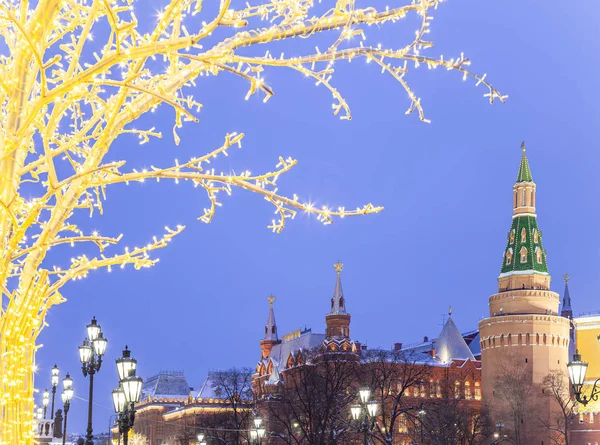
[261,330,326,373]
[140,371,192,400]
[434,316,475,364]
[499,215,549,276]
[516,148,533,182]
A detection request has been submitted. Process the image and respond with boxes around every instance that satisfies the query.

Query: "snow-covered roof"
[195,372,253,401]
[264,330,326,373]
[140,371,192,400]
[433,316,475,364]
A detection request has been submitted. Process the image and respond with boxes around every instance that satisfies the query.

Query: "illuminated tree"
[0,0,503,443]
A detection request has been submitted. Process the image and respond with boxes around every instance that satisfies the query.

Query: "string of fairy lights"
[0,0,503,443]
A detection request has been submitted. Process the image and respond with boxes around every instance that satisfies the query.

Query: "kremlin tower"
[479,145,571,443]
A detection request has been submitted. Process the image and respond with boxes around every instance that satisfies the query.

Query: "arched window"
[521,227,527,242]
[533,229,539,243]
[506,248,513,265]
[536,246,542,264]
[500,334,504,346]
[510,230,515,244]
[474,382,481,400]
[339,296,345,309]
[522,189,527,206]
[514,192,517,209]
[520,247,527,263]
[436,381,442,398]
[507,334,512,346]
[454,381,461,399]
[465,381,472,400]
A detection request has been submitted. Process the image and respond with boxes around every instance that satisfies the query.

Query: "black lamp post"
[350,386,379,445]
[50,364,59,420]
[61,373,74,445]
[568,350,600,405]
[42,389,50,419]
[112,346,143,445]
[249,417,266,445]
[79,316,108,445]
[418,409,426,444]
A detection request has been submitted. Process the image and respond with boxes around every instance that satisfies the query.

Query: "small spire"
[330,261,346,314]
[516,142,533,183]
[562,274,572,313]
[264,295,278,341]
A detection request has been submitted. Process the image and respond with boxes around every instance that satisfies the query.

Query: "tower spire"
[516,141,533,183]
[264,294,278,341]
[260,295,280,359]
[561,273,572,316]
[330,261,346,314]
[326,261,351,339]
[499,144,549,292]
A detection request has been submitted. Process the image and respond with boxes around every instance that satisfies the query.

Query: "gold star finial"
[563,273,570,283]
[334,261,344,274]
[268,294,276,306]
[521,141,526,153]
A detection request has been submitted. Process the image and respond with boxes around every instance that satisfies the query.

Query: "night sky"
[34,0,600,435]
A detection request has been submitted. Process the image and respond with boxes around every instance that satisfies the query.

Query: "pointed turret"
[561,274,576,357]
[325,261,351,338]
[498,143,550,292]
[260,295,280,359]
[516,144,533,183]
[435,307,475,364]
[561,274,573,318]
[330,261,346,314]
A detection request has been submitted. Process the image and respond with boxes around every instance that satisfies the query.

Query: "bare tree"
[208,368,254,445]
[416,398,490,445]
[361,348,432,445]
[265,348,358,445]
[492,357,537,445]
[540,370,575,445]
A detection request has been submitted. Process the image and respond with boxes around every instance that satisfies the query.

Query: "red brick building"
[253,263,485,444]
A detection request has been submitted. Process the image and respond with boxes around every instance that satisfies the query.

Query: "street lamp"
[350,386,379,445]
[196,433,207,445]
[113,346,143,445]
[568,350,600,405]
[493,422,506,444]
[42,389,50,419]
[418,409,426,444]
[61,374,74,445]
[80,316,108,445]
[250,416,266,445]
[50,364,59,420]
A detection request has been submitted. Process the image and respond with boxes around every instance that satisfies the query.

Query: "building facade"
[254,264,484,444]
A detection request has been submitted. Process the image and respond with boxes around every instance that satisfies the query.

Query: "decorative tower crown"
[498,144,550,291]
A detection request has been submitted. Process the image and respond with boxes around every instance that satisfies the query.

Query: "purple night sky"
[34,0,600,435]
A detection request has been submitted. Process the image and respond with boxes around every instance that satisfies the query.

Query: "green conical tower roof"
[500,147,548,277]
[516,143,533,182]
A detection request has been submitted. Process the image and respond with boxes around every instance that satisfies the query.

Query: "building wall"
[480,302,571,444]
[571,315,600,445]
